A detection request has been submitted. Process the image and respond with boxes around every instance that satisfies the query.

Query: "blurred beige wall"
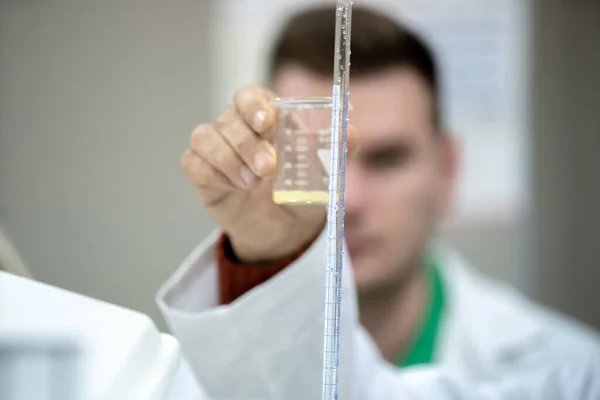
[530,0,600,330]
[0,0,215,331]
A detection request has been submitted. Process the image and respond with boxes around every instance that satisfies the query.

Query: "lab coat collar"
[433,244,546,374]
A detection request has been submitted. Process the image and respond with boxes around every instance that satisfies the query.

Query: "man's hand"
[181,84,357,263]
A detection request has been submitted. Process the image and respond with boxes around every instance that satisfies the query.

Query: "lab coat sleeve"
[156,228,600,400]
[155,227,359,400]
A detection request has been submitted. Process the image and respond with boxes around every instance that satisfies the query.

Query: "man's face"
[272,65,458,299]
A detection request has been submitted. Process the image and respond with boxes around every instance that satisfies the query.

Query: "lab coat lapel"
[434,246,545,380]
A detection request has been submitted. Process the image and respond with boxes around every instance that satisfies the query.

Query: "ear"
[437,130,461,219]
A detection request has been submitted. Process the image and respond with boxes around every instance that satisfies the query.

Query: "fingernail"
[240,166,256,186]
[254,150,275,173]
[254,110,267,129]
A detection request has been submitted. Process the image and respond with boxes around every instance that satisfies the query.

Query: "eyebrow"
[361,137,412,152]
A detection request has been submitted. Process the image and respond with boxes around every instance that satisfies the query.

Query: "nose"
[343,166,365,225]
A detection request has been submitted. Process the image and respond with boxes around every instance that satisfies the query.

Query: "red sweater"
[215,233,313,304]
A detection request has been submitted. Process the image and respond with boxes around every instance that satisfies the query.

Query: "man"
[157,6,600,399]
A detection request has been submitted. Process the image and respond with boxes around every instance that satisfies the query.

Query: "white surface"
[0,271,180,400]
[209,0,531,226]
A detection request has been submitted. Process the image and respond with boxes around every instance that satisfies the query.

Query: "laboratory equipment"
[322,1,353,400]
[0,335,84,400]
[272,97,334,205]
[0,271,180,400]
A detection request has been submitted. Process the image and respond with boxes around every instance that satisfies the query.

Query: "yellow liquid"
[273,190,329,205]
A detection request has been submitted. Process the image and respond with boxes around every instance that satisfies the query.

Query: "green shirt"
[395,255,447,367]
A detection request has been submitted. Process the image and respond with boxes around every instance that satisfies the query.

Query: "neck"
[358,267,428,364]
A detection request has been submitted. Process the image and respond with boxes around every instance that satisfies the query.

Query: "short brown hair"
[267,5,442,127]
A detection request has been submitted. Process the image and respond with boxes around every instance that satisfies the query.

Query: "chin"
[351,256,391,293]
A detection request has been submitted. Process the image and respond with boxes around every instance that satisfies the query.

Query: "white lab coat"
[156,228,600,400]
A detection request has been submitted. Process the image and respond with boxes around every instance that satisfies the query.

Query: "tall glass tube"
[322,1,353,400]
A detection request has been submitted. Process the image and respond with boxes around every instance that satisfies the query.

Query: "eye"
[362,144,411,171]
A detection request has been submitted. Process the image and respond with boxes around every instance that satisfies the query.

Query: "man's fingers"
[188,124,257,190]
[180,150,237,208]
[180,149,231,191]
[183,85,358,203]
[214,108,277,178]
[233,85,277,136]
